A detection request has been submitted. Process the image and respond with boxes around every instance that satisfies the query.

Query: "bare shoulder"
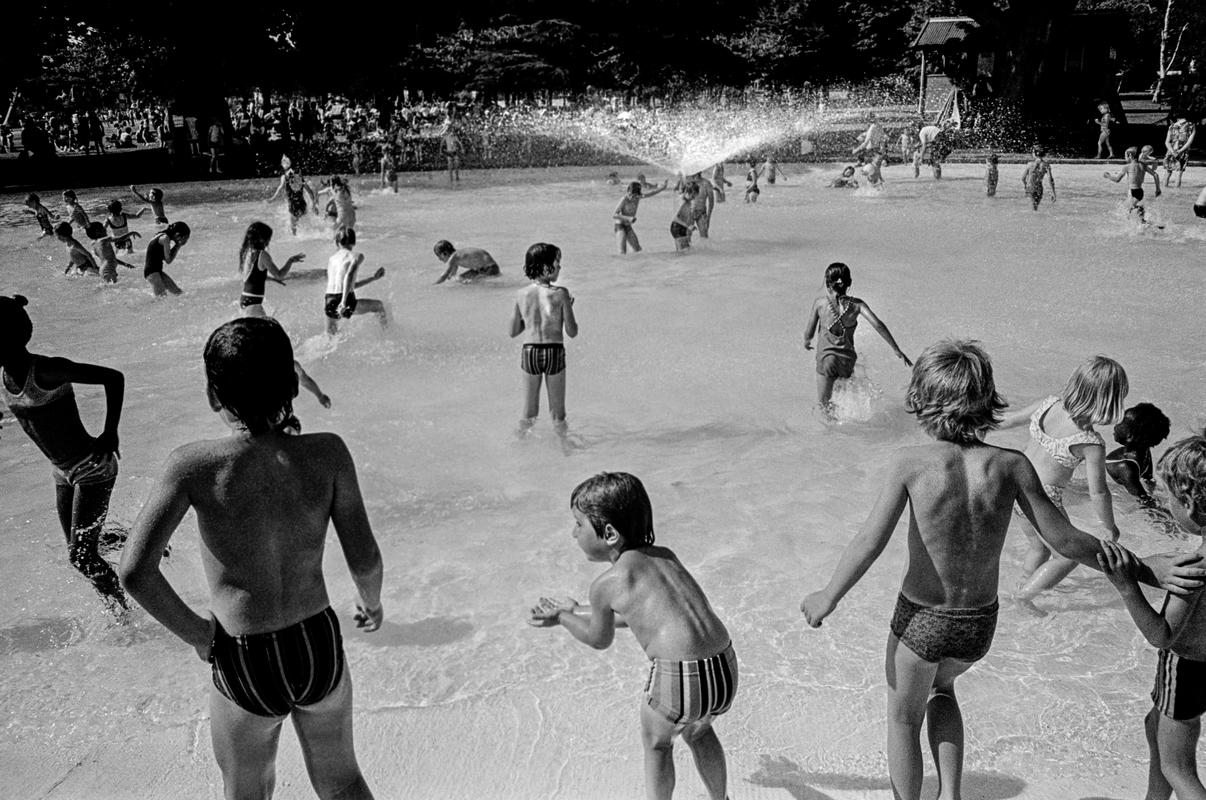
[290,431,353,468]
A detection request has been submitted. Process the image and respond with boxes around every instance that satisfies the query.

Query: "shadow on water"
[747,753,1026,800]
[351,615,474,648]
[0,617,86,655]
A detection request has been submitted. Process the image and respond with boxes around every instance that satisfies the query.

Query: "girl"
[744,160,762,203]
[711,162,732,202]
[62,189,90,230]
[104,199,145,253]
[802,262,912,411]
[267,155,317,235]
[999,356,1128,603]
[613,180,666,255]
[1106,402,1170,502]
[143,221,190,296]
[237,221,304,316]
[24,192,57,238]
[0,295,129,615]
[316,175,356,233]
[671,183,697,252]
[85,222,137,284]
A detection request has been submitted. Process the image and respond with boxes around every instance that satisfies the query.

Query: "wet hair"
[107,199,123,215]
[987,153,999,164]
[433,240,455,259]
[149,188,164,201]
[905,339,1008,443]
[24,192,40,205]
[523,242,561,279]
[841,165,856,177]
[165,221,190,242]
[54,222,73,238]
[203,317,297,435]
[824,262,852,295]
[85,222,106,240]
[329,175,345,189]
[1032,146,1046,157]
[627,181,642,195]
[0,294,33,348]
[1125,146,1138,159]
[1157,429,1206,516]
[571,472,655,548]
[62,189,77,201]
[1113,403,1171,448]
[238,221,273,270]
[1061,356,1128,430]
[336,227,356,248]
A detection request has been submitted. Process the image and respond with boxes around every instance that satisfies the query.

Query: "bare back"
[514,283,571,344]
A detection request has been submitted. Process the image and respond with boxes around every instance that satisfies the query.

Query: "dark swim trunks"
[890,593,998,663]
[670,221,691,239]
[521,343,566,376]
[324,292,358,319]
[210,606,345,717]
[240,295,263,308]
[1193,204,1205,219]
[1131,188,1145,201]
[1152,649,1206,720]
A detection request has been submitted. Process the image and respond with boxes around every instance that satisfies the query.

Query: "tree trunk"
[1152,0,1174,102]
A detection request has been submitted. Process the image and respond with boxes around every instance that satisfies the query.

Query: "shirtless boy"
[530,472,737,800]
[509,242,578,433]
[120,317,384,800]
[54,222,100,277]
[613,180,667,255]
[1021,147,1056,210]
[1106,147,1161,220]
[802,339,1206,800]
[433,240,501,283]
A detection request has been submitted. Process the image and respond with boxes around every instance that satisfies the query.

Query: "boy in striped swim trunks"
[120,317,385,800]
[1099,429,1206,800]
[510,242,578,435]
[530,472,737,800]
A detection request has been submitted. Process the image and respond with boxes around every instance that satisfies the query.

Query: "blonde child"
[1099,430,1206,800]
[802,340,1203,800]
[509,243,577,433]
[998,356,1127,604]
[530,472,737,800]
[324,228,387,335]
[129,185,168,224]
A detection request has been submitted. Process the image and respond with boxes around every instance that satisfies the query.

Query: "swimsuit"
[1131,188,1145,201]
[210,606,345,718]
[284,172,307,218]
[521,343,566,376]
[241,250,266,307]
[144,234,168,278]
[670,221,691,239]
[1153,645,1206,720]
[1195,204,1206,219]
[1029,396,1104,469]
[890,593,999,663]
[644,642,738,725]
[324,292,358,319]
[1,358,98,472]
[816,296,859,379]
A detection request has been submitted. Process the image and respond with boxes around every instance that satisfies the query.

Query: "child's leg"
[885,633,958,800]
[1015,556,1078,600]
[353,298,388,327]
[209,683,287,799]
[290,668,375,800]
[146,273,168,297]
[56,475,128,611]
[639,702,680,800]
[1156,713,1206,800]
[816,374,838,408]
[926,659,975,800]
[627,227,641,253]
[680,718,727,800]
[161,273,183,295]
[696,212,709,239]
[617,227,629,254]
[546,368,567,426]
[1146,707,1174,800]
[521,372,543,422]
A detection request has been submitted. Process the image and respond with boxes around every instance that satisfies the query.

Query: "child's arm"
[304,181,319,211]
[560,288,578,338]
[1107,458,1151,500]
[295,362,331,408]
[1105,170,1124,183]
[802,300,820,349]
[1080,443,1120,540]
[543,574,618,650]
[509,301,525,338]
[1021,165,1032,187]
[339,254,365,307]
[1099,541,1202,649]
[802,453,910,626]
[119,449,213,659]
[128,208,147,219]
[266,251,304,280]
[39,357,123,456]
[328,436,385,630]
[266,175,287,202]
[857,301,911,365]
[643,184,667,197]
[129,186,151,203]
[1047,167,1056,200]
[353,267,385,289]
[997,397,1044,430]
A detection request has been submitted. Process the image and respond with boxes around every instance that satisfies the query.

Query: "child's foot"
[1009,594,1048,618]
[516,418,536,438]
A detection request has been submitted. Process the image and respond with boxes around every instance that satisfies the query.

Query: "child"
[238,221,304,316]
[1163,116,1196,189]
[143,221,190,296]
[24,192,57,238]
[1096,110,1115,159]
[530,472,737,800]
[442,122,462,183]
[860,154,886,190]
[605,171,620,185]
[129,185,168,224]
[802,339,1203,800]
[0,295,129,616]
[828,165,859,189]
[985,153,999,197]
[802,262,911,411]
[118,316,384,800]
[379,148,398,193]
[104,199,145,253]
[1195,185,1206,219]
[350,143,363,176]
[1105,147,1161,221]
[689,173,715,238]
[324,228,388,335]
[744,160,762,203]
[62,189,90,230]
[998,356,1128,604]
[509,243,577,433]
[268,156,318,235]
[764,156,787,185]
[1106,402,1171,502]
[671,184,698,252]
[54,222,100,277]
[433,240,501,284]
[900,124,919,169]
[317,175,356,233]
[711,162,731,203]
[85,222,137,284]
[614,181,664,255]
[1098,430,1206,800]
[1021,147,1056,210]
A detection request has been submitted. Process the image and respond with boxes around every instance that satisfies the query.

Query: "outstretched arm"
[130,185,152,203]
[858,301,911,366]
[997,397,1043,430]
[1099,541,1203,648]
[546,574,618,650]
[295,362,331,408]
[267,174,287,202]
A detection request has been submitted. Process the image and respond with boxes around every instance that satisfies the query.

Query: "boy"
[802,339,1206,800]
[689,172,715,238]
[1105,147,1161,221]
[985,153,999,197]
[672,183,698,251]
[530,472,737,800]
[433,239,501,283]
[55,222,100,276]
[119,317,384,800]
[1163,116,1197,189]
[379,148,398,193]
[442,121,462,184]
[1098,429,1206,800]
[613,181,665,255]
[1021,147,1056,210]
[325,228,388,335]
[828,165,859,189]
[130,185,168,224]
[24,192,57,238]
[509,242,577,433]
[744,160,762,203]
[85,222,137,284]
[861,153,886,190]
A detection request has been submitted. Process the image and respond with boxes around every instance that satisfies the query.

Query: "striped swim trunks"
[644,642,738,725]
[521,343,565,376]
[1152,648,1206,720]
[210,606,345,717]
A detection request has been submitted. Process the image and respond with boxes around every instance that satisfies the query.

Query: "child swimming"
[530,472,737,800]
[238,221,304,316]
[1106,402,1171,503]
[509,243,578,434]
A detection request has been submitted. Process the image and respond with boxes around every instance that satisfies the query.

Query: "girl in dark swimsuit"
[143,221,190,296]
[267,155,317,235]
[237,221,304,317]
[1107,403,1171,501]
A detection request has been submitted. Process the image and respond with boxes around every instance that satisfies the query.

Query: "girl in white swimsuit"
[998,356,1129,604]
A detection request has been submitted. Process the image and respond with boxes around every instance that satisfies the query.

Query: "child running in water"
[268,156,318,235]
[0,295,129,616]
[119,316,384,800]
[802,262,911,412]
[509,243,577,434]
[85,222,137,284]
[828,165,859,189]
[1106,403,1170,503]
[1105,147,1162,222]
[54,222,100,277]
[129,185,168,224]
[711,162,731,202]
[24,192,57,238]
[671,183,697,252]
[317,175,356,233]
[143,221,190,296]
[744,160,762,203]
[324,228,387,335]
[613,180,666,255]
[998,356,1128,606]
[104,199,145,253]
[62,189,90,230]
[802,339,1205,800]
[238,221,304,316]
[1021,147,1056,210]
[530,472,737,800]
[1098,429,1206,800]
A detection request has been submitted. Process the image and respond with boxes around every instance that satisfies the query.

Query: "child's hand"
[319,394,332,409]
[373,267,385,280]
[804,339,814,351]
[1097,540,1141,587]
[130,231,142,240]
[528,596,574,626]
[801,591,835,627]
[353,601,384,632]
[897,351,913,367]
